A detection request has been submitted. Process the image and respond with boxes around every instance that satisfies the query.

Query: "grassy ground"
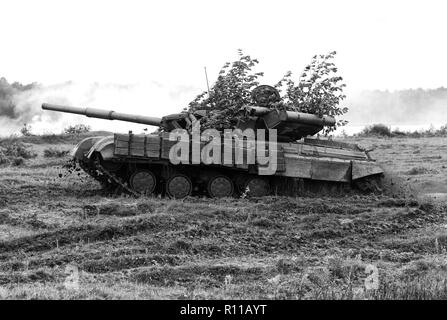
[0,134,446,299]
[346,136,447,195]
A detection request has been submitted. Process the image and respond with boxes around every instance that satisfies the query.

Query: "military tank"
[41,86,384,198]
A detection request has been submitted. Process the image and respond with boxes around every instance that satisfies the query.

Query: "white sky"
[1,0,446,134]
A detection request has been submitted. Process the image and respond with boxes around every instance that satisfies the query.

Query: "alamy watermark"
[64,264,80,291]
[168,123,278,175]
[364,264,379,290]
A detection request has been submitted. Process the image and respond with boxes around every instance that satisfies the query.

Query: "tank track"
[78,157,384,198]
[96,164,139,196]
[78,160,138,196]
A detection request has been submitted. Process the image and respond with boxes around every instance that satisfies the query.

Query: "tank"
[41,86,384,198]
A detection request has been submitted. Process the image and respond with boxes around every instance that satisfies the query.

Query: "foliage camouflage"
[188,49,264,130]
[275,51,348,134]
[188,50,348,134]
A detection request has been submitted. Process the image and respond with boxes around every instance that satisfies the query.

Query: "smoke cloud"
[0,77,39,120]
[345,88,447,127]
[0,77,200,136]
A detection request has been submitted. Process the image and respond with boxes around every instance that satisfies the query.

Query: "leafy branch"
[275,51,348,134]
[188,50,348,134]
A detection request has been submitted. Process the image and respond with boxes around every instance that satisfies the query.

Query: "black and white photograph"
[0,0,446,307]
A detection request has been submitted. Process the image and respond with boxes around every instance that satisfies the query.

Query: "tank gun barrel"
[278,110,336,127]
[243,106,271,116]
[242,106,336,127]
[42,103,162,126]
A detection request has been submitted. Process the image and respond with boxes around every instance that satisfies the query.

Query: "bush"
[11,157,24,166]
[437,124,447,136]
[3,142,37,159]
[360,123,447,138]
[391,128,407,137]
[0,149,8,165]
[64,124,91,135]
[360,124,392,137]
[43,148,70,158]
[20,123,33,137]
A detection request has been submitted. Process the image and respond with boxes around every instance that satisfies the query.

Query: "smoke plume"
[0,77,200,136]
[0,77,40,121]
[345,88,447,127]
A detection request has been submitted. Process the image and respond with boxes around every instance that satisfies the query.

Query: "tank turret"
[237,105,336,142]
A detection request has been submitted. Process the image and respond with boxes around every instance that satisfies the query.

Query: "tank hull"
[73,133,384,198]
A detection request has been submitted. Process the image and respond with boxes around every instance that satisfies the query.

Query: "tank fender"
[72,136,106,161]
[352,161,384,180]
[86,136,115,161]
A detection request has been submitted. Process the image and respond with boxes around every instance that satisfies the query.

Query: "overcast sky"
[1,0,446,134]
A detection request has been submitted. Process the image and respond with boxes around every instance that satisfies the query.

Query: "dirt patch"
[407,167,439,175]
[81,254,181,273]
[131,264,267,287]
[0,269,56,285]
[0,219,161,254]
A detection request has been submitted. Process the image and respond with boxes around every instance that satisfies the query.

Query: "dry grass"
[344,136,447,194]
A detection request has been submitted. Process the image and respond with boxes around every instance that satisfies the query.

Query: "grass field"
[0,134,446,299]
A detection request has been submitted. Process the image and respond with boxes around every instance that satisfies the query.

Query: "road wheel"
[166,174,192,199]
[244,177,270,197]
[207,175,234,198]
[130,170,156,195]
